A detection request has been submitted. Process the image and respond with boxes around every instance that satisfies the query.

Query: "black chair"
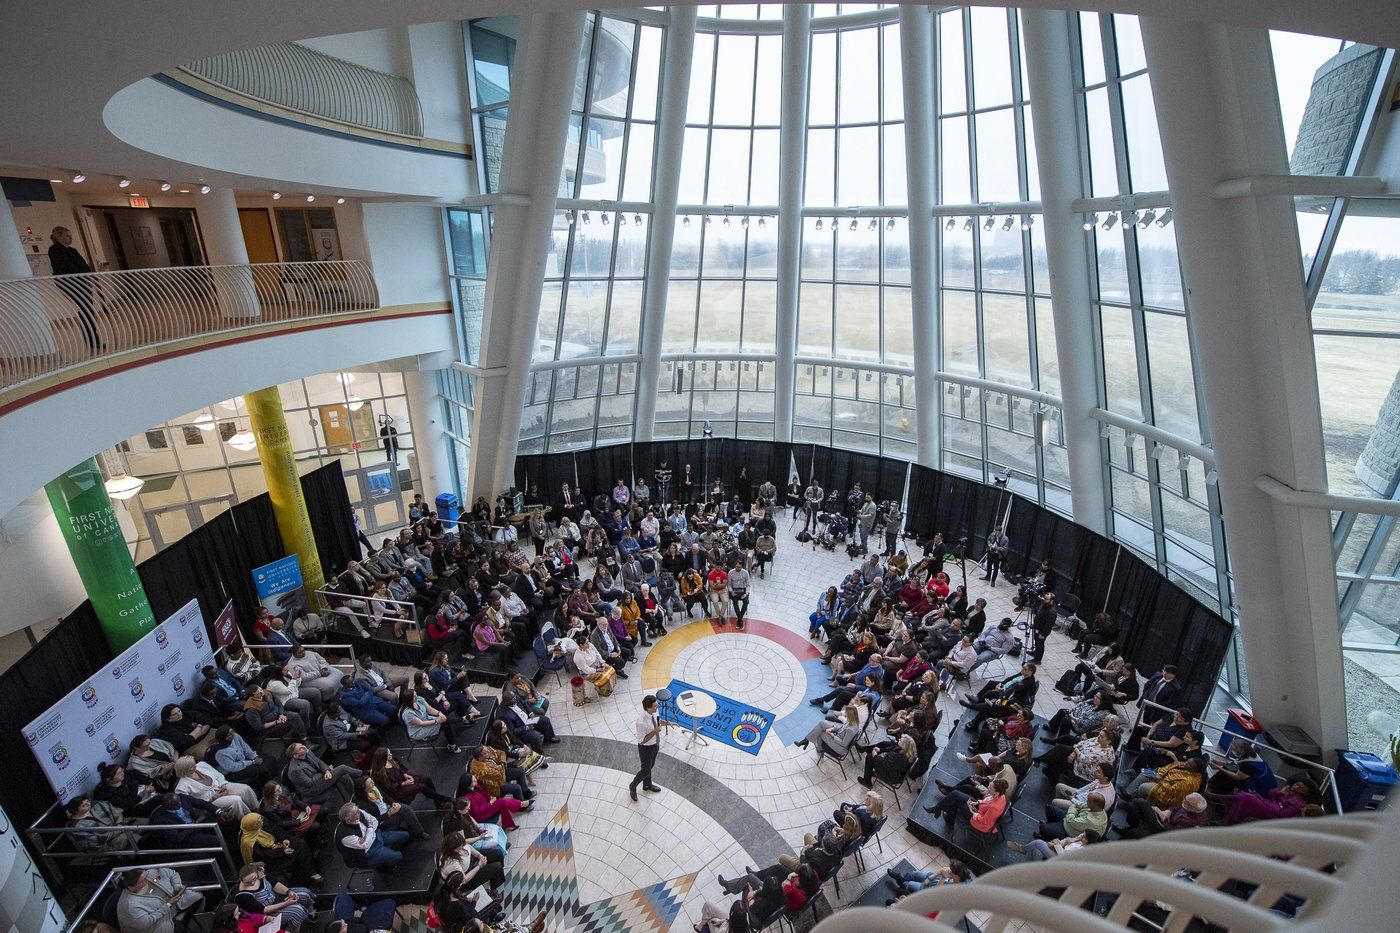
[533,635,566,687]
[754,905,787,931]
[856,815,888,870]
[815,740,851,779]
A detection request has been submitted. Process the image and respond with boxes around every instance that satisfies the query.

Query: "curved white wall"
[0,310,455,517]
[103,79,473,200]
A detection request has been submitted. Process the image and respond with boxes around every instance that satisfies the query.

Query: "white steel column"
[469,11,588,499]
[898,5,941,469]
[1020,9,1108,534]
[633,6,698,441]
[403,367,450,499]
[1141,19,1346,749]
[771,3,811,442]
[0,189,58,358]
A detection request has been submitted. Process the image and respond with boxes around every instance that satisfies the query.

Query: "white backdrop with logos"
[22,599,214,804]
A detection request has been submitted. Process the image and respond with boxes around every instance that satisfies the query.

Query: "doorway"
[83,206,206,271]
[345,463,406,536]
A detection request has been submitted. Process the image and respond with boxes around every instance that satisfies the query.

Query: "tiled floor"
[507,535,1084,931]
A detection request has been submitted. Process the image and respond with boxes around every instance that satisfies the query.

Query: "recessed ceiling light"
[306,194,315,202]
[179,189,190,193]
[159,181,172,191]
[199,185,211,194]
[49,178,63,183]
[271,192,282,200]
[71,172,86,183]
[336,197,345,204]
[118,178,132,188]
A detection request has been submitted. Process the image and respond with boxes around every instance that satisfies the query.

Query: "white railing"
[814,811,1388,932]
[176,42,424,138]
[0,260,379,392]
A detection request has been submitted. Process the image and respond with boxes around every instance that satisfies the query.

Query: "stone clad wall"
[1289,44,1382,176]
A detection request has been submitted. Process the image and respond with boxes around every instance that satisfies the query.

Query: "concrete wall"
[362,201,453,308]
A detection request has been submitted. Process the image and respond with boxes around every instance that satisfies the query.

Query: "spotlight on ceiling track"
[1020,215,1033,230]
[682,215,691,227]
[1101,213,1118,230]
[600,213,609,226]
[982,216,995,231]
[566,210,575,225]
[757,216,766,228]
[1083,213,1097,230]
[1002,216,1015,231]
[703,215,711,226]
[722,215,730,227]
[886,218,895,230]
[635,214,643,226]
[945,218,956,231]
[582,211,591,225]
[1155,209,1173,227]
[815,218,824,231]
[118,178,132,188]
[618,213,627,226]
[849,218,858,231]
[962,217,974,231]
[741,216,749,228]
[868,218,878,231]
[1138,209,1156,228]
[159,181,172,192]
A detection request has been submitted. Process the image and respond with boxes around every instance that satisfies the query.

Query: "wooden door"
[238,208,279,263]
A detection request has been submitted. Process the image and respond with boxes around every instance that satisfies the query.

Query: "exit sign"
[128,195,150,208]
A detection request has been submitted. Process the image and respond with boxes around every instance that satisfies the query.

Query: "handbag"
[404,625,424,646]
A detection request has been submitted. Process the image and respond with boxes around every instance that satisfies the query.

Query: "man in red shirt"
[706,564,730,623]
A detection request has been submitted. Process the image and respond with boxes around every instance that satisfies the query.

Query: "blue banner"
[656,678,775,756]
[253,555,305,621]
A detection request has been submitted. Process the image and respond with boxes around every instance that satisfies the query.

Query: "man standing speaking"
[629,694,666,802]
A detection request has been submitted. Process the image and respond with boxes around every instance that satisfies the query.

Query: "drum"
[592,665,617,697]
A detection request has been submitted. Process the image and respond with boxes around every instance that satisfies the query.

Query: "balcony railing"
[176,41,424,138]
[0,260,379,392]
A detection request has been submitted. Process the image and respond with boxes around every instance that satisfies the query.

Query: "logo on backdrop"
[104,735,121,757]
[81,686,98,708]
[50,746,70,770]
[129,680,144,702]
[24,730,38,747]
[154,628,169,649]
[192,629,205,648]
[170,676,185,697]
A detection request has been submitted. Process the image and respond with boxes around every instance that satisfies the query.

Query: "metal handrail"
[177,41,424,138]
[314,587,422,634]
[0,260,380,392]
[67,857,231,931]
[1130,697,1343,813]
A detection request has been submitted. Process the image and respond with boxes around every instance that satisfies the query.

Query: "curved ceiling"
[0,2,1395,202]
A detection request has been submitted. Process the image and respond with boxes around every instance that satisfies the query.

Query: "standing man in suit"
[629,695,666,801]
[1138,665,1184,725]
[49,226,103,352]
[801,479,825,534]
[1030,591,1058,664]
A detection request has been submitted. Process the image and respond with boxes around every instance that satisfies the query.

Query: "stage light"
[815,218,824,231]
[618,213,627,226]
[963,217,974,231]
[1083,213,1097,230]
[1020,215,1033,230]
[741,216,749,228]
[682,215,691,227]
[582,212,591,225]
[635,214,643,225]
[886,218,895,230]
[982,216,995,231]
[1002,216,1015,231]
[722,215,731,227]
[849,217,858,231]
[600,213,609,226]
[757,216,766,228]
[1155,209,1173,227]
[1138,209,1156,228]
[868,218,878,231]
[566,210,575,225]
[945,218,956,230]
[1205,469,1219,485]
[1101,213,1118,230]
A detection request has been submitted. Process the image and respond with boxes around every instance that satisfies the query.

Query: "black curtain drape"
[0,603,113,830]
[876,457,910,506]
[302,462,359,574]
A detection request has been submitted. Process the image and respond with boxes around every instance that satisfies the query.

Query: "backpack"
[796,531,812,543]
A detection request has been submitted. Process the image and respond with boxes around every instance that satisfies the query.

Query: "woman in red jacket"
[462,772,532,830]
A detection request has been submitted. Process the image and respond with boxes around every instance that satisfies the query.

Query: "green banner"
[45,459,155,652]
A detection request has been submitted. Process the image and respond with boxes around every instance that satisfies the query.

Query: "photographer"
[1013,558,1054,608]
[882,503,903,554]
[982,524,1009,586]
[801,479,825,534]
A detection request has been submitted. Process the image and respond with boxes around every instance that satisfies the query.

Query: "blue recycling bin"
[435,492,459,525]
[1219,708,1264,753]
[1333,750,1397,812]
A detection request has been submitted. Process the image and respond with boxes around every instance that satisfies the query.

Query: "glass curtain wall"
[659,20,783,439]
[934,8,1065,507]
[1269,29,1398,748]
[525,13,663,452]
[794,17,918,457]
[1073,11,1225,612]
